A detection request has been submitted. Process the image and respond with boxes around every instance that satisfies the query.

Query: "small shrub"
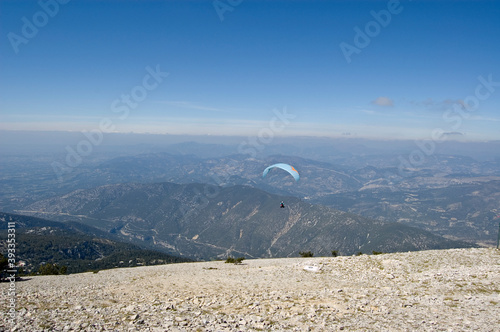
[299,251,314,258]
[372,251,385,255]
[331,250,338,257]
[225,257,245,265]
[355,251,363,256]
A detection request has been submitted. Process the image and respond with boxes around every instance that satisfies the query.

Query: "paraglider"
[262,163,300,182]
[262,163,299,208]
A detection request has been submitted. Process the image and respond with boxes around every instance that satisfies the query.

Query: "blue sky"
[1,0,499,140]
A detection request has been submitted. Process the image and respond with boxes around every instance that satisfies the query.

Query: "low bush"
[299,251,314,257]
[225,256,245,264]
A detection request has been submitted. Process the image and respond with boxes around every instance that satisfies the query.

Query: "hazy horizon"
[2,129,500,163]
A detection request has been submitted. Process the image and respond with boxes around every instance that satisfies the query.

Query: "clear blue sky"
[1,0,499,140]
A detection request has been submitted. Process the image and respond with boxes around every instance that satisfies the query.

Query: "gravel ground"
[1,248,499,331]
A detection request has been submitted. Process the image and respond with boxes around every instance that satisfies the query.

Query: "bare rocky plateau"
[2,248,499,331]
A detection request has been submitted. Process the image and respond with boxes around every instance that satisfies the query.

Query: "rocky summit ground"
[1,248,499,331]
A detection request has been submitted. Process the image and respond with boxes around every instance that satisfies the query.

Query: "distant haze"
[1,130,499,162]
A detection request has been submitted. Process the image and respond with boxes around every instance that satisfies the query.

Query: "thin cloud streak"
[469,115,500,122]
[153,101,229,113]
[0,114,105,121]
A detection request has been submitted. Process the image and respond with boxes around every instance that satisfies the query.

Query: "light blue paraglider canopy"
[262,163,299,182]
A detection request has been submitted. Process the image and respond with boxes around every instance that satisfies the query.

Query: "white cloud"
[371,96,394,107]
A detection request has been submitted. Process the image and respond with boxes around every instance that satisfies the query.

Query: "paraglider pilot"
[280,201,285,208]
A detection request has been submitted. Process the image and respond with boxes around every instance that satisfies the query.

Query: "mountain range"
[5,150,497,245]
[17,182,476,260]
